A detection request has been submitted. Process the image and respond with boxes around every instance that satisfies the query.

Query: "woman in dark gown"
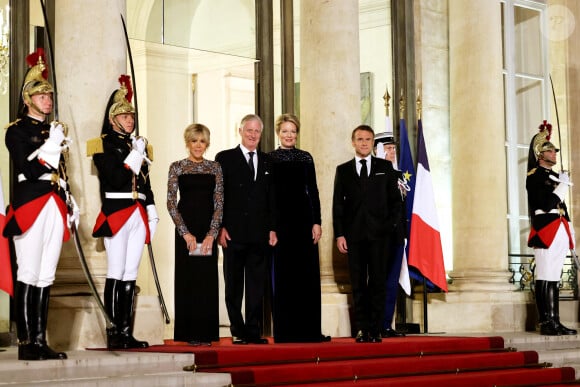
[269,113,329,343]
[167,123,223,345]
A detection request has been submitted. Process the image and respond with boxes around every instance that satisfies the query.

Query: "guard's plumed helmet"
[22,48,54,105]
[108,75,135,120]
[527,120,559,171]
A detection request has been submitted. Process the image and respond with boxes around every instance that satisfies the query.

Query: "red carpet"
[92,336,578,386]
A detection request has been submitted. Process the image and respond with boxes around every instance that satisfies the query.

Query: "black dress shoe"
[232,336,248,345]
[247,337,268,344]
[355,330,368,343]
[556,322,577,335]
[369,335,382,343]
[381,328,406,338]
[188,340,212,347]
[320,334,331,342]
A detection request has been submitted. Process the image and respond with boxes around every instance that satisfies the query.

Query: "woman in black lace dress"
[167,123,223,345]
[269,114,329,342]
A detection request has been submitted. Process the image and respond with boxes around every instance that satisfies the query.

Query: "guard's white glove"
[35,122,66,168]
[67,194,80,228]
[124,149,144,175]
[376,142,386,159]
[49,122,65,144]
[132,137,147,155]
[147,204,159,240]
[553,172,570,201]
[559,172,571,185]
[554,184,569,202]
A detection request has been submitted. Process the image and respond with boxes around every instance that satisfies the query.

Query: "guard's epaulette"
[527,167,537,176]
[4,118,21,130]
[86,136,104,156]
[147,144,154,161]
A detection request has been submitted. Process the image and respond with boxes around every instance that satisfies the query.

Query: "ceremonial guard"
[88,75,158,349]
[3,49,74,360]
[526,120,577,336]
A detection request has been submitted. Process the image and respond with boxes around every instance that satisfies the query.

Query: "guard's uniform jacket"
[89,131,154,242]
[526,166,573,249]
[3,116,69,240]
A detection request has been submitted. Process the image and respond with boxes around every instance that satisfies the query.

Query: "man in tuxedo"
[216,114,277,345]
[333,125,402,343]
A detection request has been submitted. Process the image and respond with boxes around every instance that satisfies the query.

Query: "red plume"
[539,120,553,141]
[26,48,49,80]
[119,74,133,103]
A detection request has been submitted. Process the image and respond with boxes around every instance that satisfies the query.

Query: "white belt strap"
[18,173,67,190]
[534,209,561,215]
[105,192,146,201]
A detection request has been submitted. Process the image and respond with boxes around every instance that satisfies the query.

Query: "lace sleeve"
[208,161,224,239]
[166,161,189,236]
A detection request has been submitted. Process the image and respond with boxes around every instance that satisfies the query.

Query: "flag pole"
[417,90,429,334]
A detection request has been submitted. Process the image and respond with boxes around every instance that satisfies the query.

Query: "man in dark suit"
[333,125,402,343]
[216,114,277,345]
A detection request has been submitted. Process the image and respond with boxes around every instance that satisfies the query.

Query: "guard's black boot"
[534,280,546,327]
[117,281,148,349]
[33,286,67,359]
[540,281,560,336]
[16,282,41,360]
[104,278,124,350]
[549,281,577,335]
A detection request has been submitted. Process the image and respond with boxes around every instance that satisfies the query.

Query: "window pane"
[128,0,256,60]
[517,146,531,216]
[514,6,542,75]
[515,76,543,144]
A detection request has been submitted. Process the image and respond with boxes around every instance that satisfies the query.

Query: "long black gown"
[269,147,323,342]
[167,158,223,343]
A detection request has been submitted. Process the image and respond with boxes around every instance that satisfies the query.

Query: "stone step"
[488,332,580,379]
[0,347,231,387]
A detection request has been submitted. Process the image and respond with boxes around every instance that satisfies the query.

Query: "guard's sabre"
[71,223,115,328]
[121,14,170,324]
[148,244,170,324]
[40,0,114,328]
[549,75,564,170]
[549,74,578,271]
[570,249,580,271]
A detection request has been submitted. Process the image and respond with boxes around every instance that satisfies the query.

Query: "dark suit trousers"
[348,238,390,335]
[383,243,405,329]
[223,241,268,339]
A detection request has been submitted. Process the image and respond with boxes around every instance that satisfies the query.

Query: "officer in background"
[88,75,159,349]
[374,132,406,338]
[526,120,576,336]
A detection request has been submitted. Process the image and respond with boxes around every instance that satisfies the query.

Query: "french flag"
[0,172,13,297]
[407,120,447,292]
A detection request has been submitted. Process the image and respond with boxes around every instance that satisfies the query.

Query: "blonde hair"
[184,123,211,146]
[275,113,300,135]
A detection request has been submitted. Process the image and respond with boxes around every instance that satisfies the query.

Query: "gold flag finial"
[416,89,422,120]
[399,89,405,120]
[383,86,391,116]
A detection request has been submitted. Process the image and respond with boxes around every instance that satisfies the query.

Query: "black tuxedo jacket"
[216,145,276,244]
[333,156,402,242]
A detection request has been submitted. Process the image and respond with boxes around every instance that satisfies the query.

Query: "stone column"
[448,1,511,291]
[47,0,163,349]
[55,0,126,289]
[299,0,360,337]
[416,0,525,333]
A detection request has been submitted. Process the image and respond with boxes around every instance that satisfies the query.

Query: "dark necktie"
[248,151,255,180]
[360,159,368,180]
